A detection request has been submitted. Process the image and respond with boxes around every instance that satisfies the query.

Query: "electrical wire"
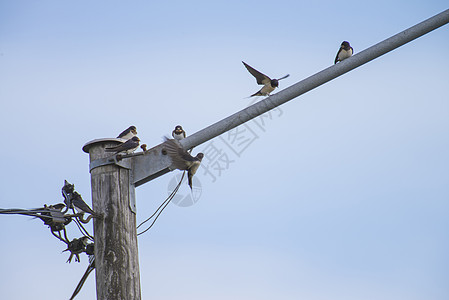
[137,172,185,236]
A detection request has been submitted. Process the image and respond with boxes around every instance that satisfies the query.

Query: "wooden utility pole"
[83,139,141,300]
[81,9,448,300]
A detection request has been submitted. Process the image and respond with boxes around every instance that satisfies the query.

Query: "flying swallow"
[117,126,137,140]
[242,61,289,97]
[334,41,353,64]
[172,125,186,141]
[163,138,204,189]
[105,136,140,154]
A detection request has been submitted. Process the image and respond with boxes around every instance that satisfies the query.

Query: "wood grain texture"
[88,141,141,300]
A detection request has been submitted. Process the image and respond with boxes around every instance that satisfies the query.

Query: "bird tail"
[188,174,193,190]
[278,74,290,80]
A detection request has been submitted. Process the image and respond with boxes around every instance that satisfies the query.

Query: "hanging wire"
[69,255,95,300]
[137,172,185,236]
[72,216,94,241]
[70,208,94,241]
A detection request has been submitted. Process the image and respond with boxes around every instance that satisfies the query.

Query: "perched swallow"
[163,138,204,189]
[172,125,186,141]
[117,126,137,140]
[85,243,94,256]
[62,180,75,212]
[72,192,98,217]
[105,136,140,154]
[62,180,75,198]
[38,203,72,232]
[334,41,354,64]
[242,61,289,97]
[140,144,147,152]
[64,237,89,263]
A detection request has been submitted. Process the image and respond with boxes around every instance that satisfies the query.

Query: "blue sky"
[1,1,448,299]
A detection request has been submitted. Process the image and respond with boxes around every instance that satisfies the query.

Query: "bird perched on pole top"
[334,41,354,64]
[242,61,289,97]
[172,125,186,141]
[117,126,137,140]
[163,137,204,189]
[105,136,140,154]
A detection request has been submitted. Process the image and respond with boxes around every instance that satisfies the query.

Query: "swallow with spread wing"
[242,61,289,97]
[163,138,204,189]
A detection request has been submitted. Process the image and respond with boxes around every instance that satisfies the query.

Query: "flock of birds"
[103,124,203,190]
[102,41,354,189]
[243,40,353,96]
[0,41,355,300]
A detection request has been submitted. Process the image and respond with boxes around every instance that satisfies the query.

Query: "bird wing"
[73,193,96,215]
[117,126,136,138]
[117,130,129,138]
[242,61,271,85]
[163,138,196,170]
[334,48,341,64]
[105,141,125,151]
[105,140,137,152]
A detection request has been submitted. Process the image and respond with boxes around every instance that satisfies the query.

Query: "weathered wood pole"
[83,139,141,300]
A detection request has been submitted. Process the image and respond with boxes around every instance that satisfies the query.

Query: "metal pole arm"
[180,9,449,151]
[130,9,449,186]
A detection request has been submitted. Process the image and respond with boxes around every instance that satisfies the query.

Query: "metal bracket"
[89,156,132,172]
[128,166,137,214]
[89,156,136,214]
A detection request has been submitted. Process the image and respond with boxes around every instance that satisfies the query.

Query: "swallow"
[62,180,75,212]
[85,243,94,256]
[140,144,147,152]
[64,237,89,263]
[105,136,140,154]
[172,125,186,141]
[62,180,75,198]
[334,41,353,64]
[37,203,72,232]
[72,192,98,217]
[242,61,289,97]
[163,138,204,189]
[117,125,137,139]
